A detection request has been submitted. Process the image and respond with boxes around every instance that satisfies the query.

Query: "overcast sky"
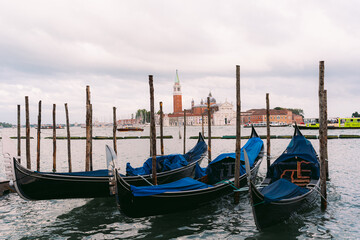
[0,0,359,124]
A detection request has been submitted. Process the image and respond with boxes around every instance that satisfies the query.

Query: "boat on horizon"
[117,126,144,132]
[297,117,360,129]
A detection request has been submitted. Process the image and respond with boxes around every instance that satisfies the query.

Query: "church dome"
[208,92,216,104]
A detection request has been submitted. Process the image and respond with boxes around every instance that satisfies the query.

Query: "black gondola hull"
[13,157,203,200]
[249,181,319,230]
[13,160,111,200]
[13,133,207,200]
[116,157,262,218]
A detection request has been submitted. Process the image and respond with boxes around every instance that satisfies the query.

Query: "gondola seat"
[280,161,311,186]
[268,158,318,187]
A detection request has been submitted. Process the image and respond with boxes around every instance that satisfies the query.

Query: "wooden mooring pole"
[183,110,186,154]
[85,86,91,171]
[17,104,21,162]
[159,102,164,155]
[319,60,327,210]
[207,97,212,163]
[52,104,56,172]
[201,111,204,137]
[65,103,72,172]
[149,75,157,185]
[324,90,329,180]
[113,107,117,154]
[90,104,93,171]
[234,65,241,204]
[266,93,270,170]
[25,96,31,169]
[36,100,41,172]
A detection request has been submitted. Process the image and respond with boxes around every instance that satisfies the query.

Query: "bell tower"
[173,70,182,113]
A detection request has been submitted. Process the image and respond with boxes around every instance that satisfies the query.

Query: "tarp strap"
[216,180,239,190]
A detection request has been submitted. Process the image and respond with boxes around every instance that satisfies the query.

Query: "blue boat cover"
[205,137,263,184]
[126,137,207,176]
[39,169,110,177]
[267,134,320,181]
[183,138,207,162]
[260,178,309,203]
[126,154,188,176]
[130,177,213,196]
[272,135,318,165]
[195,163,206,179]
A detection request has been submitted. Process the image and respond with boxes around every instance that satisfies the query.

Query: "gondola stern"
[293,123,303,137]
[12,157,33,201]
[250,125,260,138]
[198,132,205,142]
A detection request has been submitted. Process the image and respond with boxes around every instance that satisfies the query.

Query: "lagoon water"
[0,126,359,239]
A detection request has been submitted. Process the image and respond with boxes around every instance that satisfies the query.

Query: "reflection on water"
[0,126,359,239]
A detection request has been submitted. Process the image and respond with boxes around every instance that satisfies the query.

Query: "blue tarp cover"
[260,178,309,203]
[183,138,207,162]
[272,135,318,165]
[130,177,213,196]
[195,163,206,179]
[38,169,110,177]
[126,137,207,176]
[126,154,188,176]
[205,137,263,183]
[267,134,320,181]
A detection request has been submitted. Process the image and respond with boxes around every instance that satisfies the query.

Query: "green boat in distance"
[298,117,360,129]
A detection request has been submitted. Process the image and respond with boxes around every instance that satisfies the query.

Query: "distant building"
[213,100,236,125]
[165,70,234,126]
[173,70,182,113]
[241,109,303,124]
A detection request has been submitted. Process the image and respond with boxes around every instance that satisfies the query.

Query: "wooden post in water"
[65,103,72,172]
[89,104,93,171]
[159,102,164,155]
[52,104,56,172]
[324,90,329,180]
[266,93,271,170]
[318,60,327,210]
[234,65,241,204]
[207,97,212,163]
[183,110,186,154]
[201,111,204,137]
[17,104,21,162]
[85,86,91,171]
[36,100,41,172]
[113,107,117,154]
[149,75,157,185]
[25,96,31,169]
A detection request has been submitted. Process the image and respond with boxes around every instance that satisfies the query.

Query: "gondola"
[244,125,320,230]
[12,133,207,200]
[113,127,264,218]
